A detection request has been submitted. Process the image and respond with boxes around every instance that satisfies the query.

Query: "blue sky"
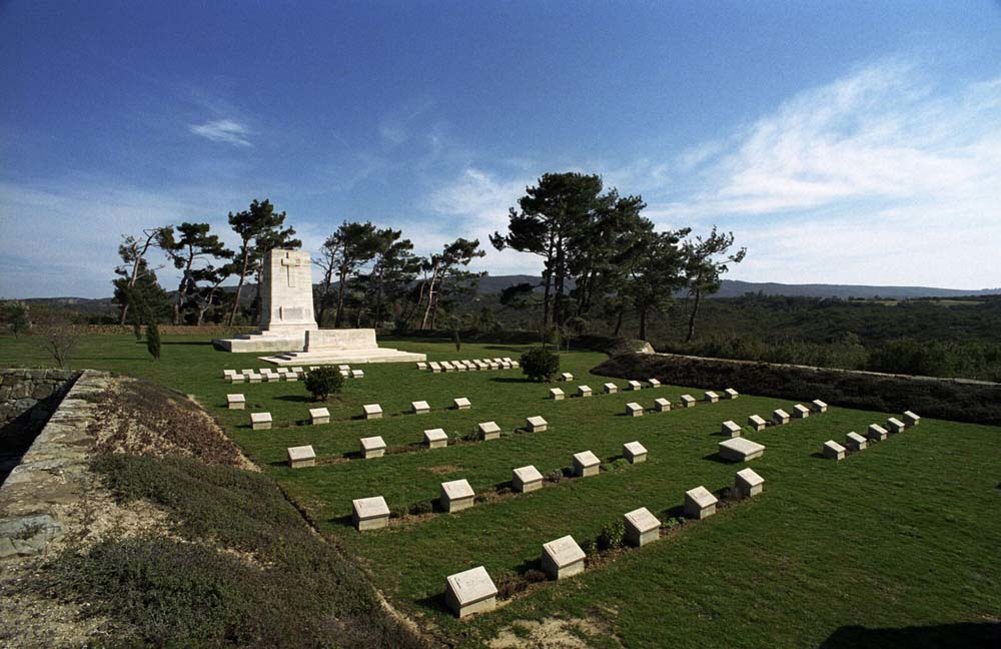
[1,1,1000,298]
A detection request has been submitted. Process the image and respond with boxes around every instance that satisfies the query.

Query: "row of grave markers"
[823,410,920,460]
[417,357,519,373]
[349,441,649,529]
[223,365,363,384]
[443,467,766,618]
[234,397,475,429]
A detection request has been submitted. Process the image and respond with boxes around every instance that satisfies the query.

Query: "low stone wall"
[0,370,110,557]
[594,352,1001,425]
[1,369,79,483]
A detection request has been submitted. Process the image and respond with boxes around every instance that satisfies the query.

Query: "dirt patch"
[420,464,465,475]
[489,617,617,648]
[87,378,256,470]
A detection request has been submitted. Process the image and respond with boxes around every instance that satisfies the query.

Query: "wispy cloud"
[190,119,253,147]
[656,60,1001,220]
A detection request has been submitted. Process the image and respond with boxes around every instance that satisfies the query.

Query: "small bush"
[545,469,563,483]
[579,538,595,556]
[146,322,161,360]
[520,346,560,382]
[523,568,548,583]
[304,366,344,401]
[389,505,408,519]
[597,520,626,551]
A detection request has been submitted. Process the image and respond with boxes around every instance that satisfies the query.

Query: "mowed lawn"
[2,333,1000,648]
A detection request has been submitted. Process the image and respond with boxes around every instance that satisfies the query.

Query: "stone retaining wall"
[0,368,79,430]
[0,370,109,557]
[594,352,1001,425]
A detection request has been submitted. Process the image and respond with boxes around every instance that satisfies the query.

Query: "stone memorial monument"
[213,248,425,365]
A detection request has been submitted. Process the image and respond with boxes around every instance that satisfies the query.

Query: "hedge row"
[594,352,1001,426]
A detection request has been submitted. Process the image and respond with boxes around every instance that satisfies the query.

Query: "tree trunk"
[334,267,349,328]
[316,264,334,326]
[419,265,440,331]
[228,248,250,326]
[686,288,702,343]
[613,307,624,337]
[638,306,648,340]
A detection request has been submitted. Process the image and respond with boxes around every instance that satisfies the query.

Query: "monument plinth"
[213,248,426,365]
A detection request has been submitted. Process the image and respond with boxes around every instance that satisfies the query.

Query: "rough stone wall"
[594,352,1001,425]
[1,369,79,483]
[0,370,109,557]
[0,368,79,429]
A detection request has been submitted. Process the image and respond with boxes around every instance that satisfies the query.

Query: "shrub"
[304,366,344,401]
[520,346,560,382]
[597,519,626,551]
[545,469,563,483]
[146,322,161,360]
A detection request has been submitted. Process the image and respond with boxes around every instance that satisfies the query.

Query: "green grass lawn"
[2,333,1000,648]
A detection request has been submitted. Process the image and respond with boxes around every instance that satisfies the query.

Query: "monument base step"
[260,348,427,366]
[212,333,307,353]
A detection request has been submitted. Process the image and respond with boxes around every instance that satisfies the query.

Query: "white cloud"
[641,60,1001,288]
[190,119,253,147]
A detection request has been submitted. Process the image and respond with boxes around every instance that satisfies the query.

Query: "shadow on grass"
[330,514,355,528]
[701,452,734,464]
[162,341,214,346]
[275,395,312,403]
[489,377,534,384]
[819,622,1000,649]
[809,452,828,460]
[415,592,451,616]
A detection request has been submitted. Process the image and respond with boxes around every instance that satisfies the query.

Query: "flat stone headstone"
[627,380,643,391]
[549,388,565,401]
[440,478,475,512]
[263,371,280,382]
[680,394,696,408]
[362,403,383,419]
[561,372,574,382]
[603,382,618,394]
[704,391,719,403]
[648,378,661,388]
[441,361,455,372]
[792,404,810,419]
[352,496,390,531]
[624,507,661,547]
[251,412,272,430]
[572,450,601,477]
[340,369,350,378]
[542,535,586,580]
[446,565,498,619]
[417,362,428,370]
[291,366,305,374]
[285,372,299,382]
[223,369,237,378]
[724,388,739,399]
[811,399,828,413]
[577,385,592,398]
[748,414,767,431]
[654,397,671,412]
[772,409,790,425]
[247,372,262,384]
[424,428,449,449]
[823,440,846,461]
[309,407,330,425]
[453,397,472,410]
[512,464,543,493]
[227,393,245,410]
[338,364,351,371]
[886,417,906,434]
[429,362,442,373]
[478,421,501,440]
[735,467,764,497]
[867,424,888,441]
[622,440,647,464]
[351,369,364,379]
[230,374,245,383]
[287,444,316,468]
[721,420,742,437]
[625,402,644,417]
[411,400,431,415]
[684,485,718,519]
[903,410,920,427]
[360,435,386,459]
[845,431,867,451]
[526,416,547,432]
[240,368,254,375]
[718,437,766,462]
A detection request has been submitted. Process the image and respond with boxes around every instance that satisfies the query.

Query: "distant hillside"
[15,276,999,310]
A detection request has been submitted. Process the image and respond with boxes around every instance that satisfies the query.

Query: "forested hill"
[15,276,1000,307]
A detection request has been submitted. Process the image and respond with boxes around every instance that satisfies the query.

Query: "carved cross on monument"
[280,253,304,288]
